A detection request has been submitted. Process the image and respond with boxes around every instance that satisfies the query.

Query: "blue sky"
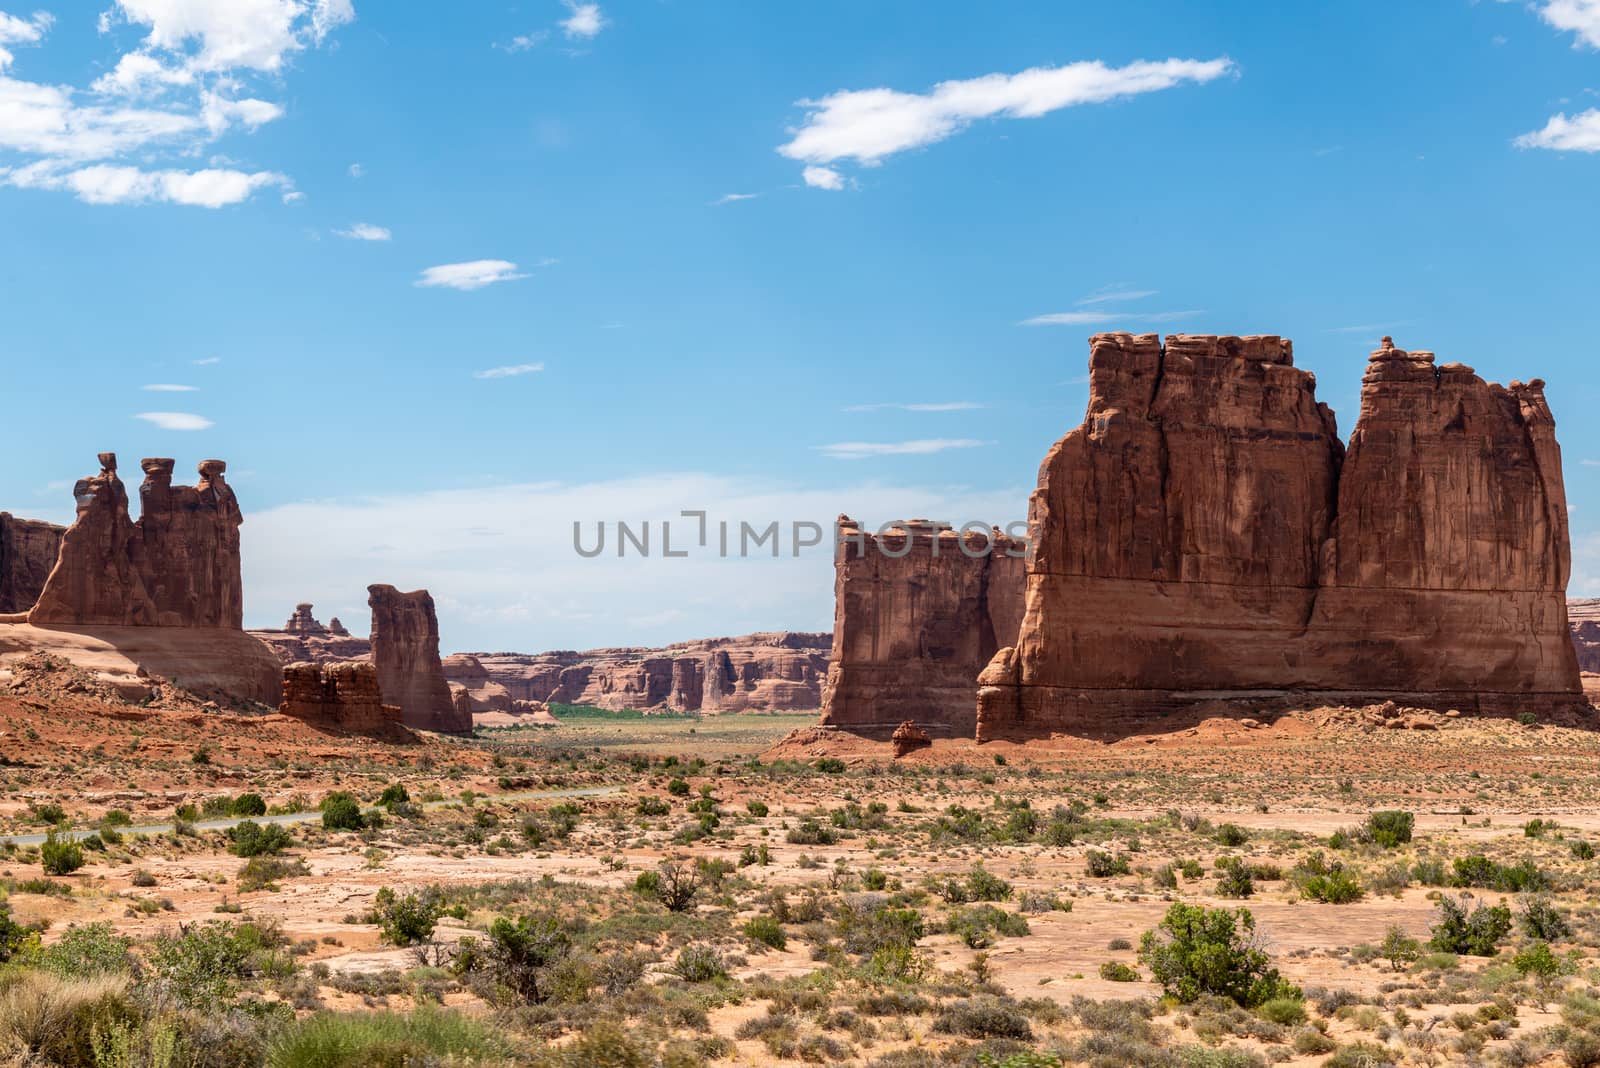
[4,0,1600,651]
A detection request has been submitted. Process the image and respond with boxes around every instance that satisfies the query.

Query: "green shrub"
[814,757,846,774]
[947,905,1029,949]
[932,997,1032,1040]
[1098,961,1139,982]
[1214,857,1254,898]
[1380,924,1420,971]
[672,945,727,982]
[370,886,441,946]
[1449,855,1547,892]
[0,902,37,963]
[743,914,786,950]
[1512,940,1561,979]
[1256,996,1306,1026]
[1302,865,1364,904]
[238,855,310,892]
[267,1007,506,1068]
[1323,1042,1396,1067]
[319,792,365,831]
[963,863,1013,902]
[41,828,84,876]
[1365,810,1414,848]
[226,819,293,857]
[1138,902,1297,1007]
[38,922,133,979]
[1215,823,1249,847]
[478,913,570,1004]
[1519,895,1571,941]
[746,800,769,817]
[1085,850,1130,878]
[147,921,266,1008]
[666,778,690,797]
[231,793,268,817]
[377,783,410,809]
[1428,894,1512,956]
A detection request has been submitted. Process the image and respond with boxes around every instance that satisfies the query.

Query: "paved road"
[0,784,621,846]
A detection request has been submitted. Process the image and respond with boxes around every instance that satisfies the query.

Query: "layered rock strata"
[279,660,404,735]
[976,334,1581,739]
[0,514,64,614]
[819,517,1026,736]
[368,585,469,732]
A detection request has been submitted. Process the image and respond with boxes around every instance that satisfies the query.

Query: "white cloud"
[779,57,1235,183]
[1530,0,1600,48]
[1076,287,1156,305]
[1021,308,1204,326]
[142,383,198,391]
[0,4,350,208]
[801,164,845,190]
[415,259,529,290]
[714,192,759,204]
[6,162,288,206]
[473,362,545,379]
[193,356,221,364]
[1515,108,1600,151]
[135,410,213,430]
[281,189,304,204]
[495,30,548,53]
[347,161,363,178]
[843,401,983,413]
[335,221,391,240]
[0,10,52,70]
[242,473,1028,651]
[560,1,604,39]
[815,438,989,460]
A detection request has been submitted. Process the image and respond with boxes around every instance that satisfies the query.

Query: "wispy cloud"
[495,30,549,53]
[801,165,845,190]
[1075,288,1157,306]
[416,260,530,290]
[778,57,1235,186]
[136,411,213,431]
[142,383,198,392]
[193,356,222,365]
[1515,108,1600,151]
[842,402,984,413]
[348,162,365,179]
[473,362,545,380]
[1328,321,1410,334]
[1021,309,1204,326]
[714,192,760,205]
[815,438,988,460]
[560,1,605,39]
[335,222,392,241]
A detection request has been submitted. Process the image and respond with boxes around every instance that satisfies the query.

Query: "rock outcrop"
[368,585,468,733]
[250,604,373,665]
[818,517,1026,736]
[0,514,64,614]
[441,653,515,713]
[891,719,931,757]
[28,454,244,628]
[455,632,829,713]
[279,660,406,736]
[977,334,1582,739]
[1568,599,1600,673]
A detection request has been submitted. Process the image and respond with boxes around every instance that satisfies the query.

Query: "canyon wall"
[458,632,830,713]
[0,514,64,614]
[819,517,1026,736]
[251,604,372,664]
[977,335,1581,739]
[279,660,404,735]
[367,584,469,733]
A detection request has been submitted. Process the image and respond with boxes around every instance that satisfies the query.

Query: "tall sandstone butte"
[28,454,244,628]
[820,517,1026,736]
[0,514,64,614]
[977,334,1581,739]
[367,584,470,732]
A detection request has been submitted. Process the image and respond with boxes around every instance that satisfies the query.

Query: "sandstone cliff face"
[820,517,1025,736]
[368,585,469,733]
[279,660,404,735]
[0,514,64,614]
[977,335,1581,739]
[29,454,244,628]
[1567,599,1600,672]
[455,632,829,713]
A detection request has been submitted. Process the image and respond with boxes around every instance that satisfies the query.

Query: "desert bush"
[0,972,135,1067]
[231,793,268,817]
[377,783,410,809]
[1449,855,1547,893]
[650,860,701,912]
[477,913,571,1004]
[318,792,364,832]
[1085,850,1130,878]
[147,921,272,1008]
[947,905,1030,949]
[815,758,846,774]
[1215,823,1249,847]
[41,828,84,876]
[1098,961,1139,982]
[1513,941,1561,979]
[672,945,727,982]
[1429,894,1512,956]
[1380,925,1420,971]
[1301,864,1364,904]
[932,997,1032,1040]
[237,856,310,893]
[1214,857,1253,898]
[1366,810,1415,848]
[267,1007,506,1067]
[1138,903,1297,1008]
[1519,895,1571,941]
[370,887,442,946]
[38,922,134,980]
[743,914,786,950]
[226,819,293,857]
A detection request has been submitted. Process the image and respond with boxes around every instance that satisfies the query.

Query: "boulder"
[890,720,932,757]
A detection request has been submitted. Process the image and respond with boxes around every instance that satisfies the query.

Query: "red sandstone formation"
[250,604,373,665]
[279,661,406,736]
[1568,599,1600,673]
[818,517,1025,736]
[0,514,64,614]
[368,584,469,733]
[28,454,244,628]
[442,653,515,713]
[976,334,1581,739]
[455,632,829,713]
[891,719,931,757]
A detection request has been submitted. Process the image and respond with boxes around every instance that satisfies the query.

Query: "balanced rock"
[368,584,469,732]
[820,516,1025,736]
[977,334,1581,739]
